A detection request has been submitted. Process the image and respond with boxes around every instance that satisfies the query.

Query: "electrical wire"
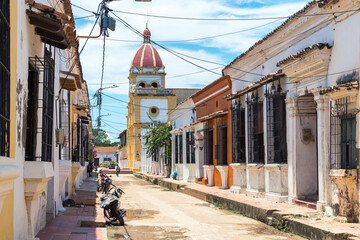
[111,8,360,21]
[87,19,282,43]
[58,3,101,97]
[102,93,198,111]
[112,13,360,84]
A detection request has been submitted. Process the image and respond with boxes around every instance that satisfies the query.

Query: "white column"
[314,94,330,211]
[285,97,297,203]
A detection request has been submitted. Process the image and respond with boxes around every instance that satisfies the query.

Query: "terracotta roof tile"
[94,146,118,154]
[277,43,332,67]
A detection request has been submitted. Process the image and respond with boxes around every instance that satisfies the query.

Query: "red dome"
[131,43,163,69]
[143,28,151,37]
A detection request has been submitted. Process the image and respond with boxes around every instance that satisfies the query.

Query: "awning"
[198,110,228,122]
[60,71,82,90]
[59,71,77,91]
[26,9,69,49]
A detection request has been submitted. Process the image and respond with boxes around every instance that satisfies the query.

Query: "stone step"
[294,199,317,210]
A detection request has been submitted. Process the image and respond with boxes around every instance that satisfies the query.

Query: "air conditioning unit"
[56,129,65,145]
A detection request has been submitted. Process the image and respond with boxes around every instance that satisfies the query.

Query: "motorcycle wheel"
[114,209,125,226]
[104,208,117,222]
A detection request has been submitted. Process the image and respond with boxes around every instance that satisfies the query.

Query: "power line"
[111,8,360,21]
[87,19,281,43]
[112,14,360,84]
[58,4,101,97]
[102,93,198,111]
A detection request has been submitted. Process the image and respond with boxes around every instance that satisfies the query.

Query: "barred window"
[330,97,356,169]
[186,132,190,164]
[175,134,179,164]
[204,124,214,165]
[231,98,245,163]
[179,134,183,164]
[41,48,55,162]
[186,131,195,164]
[0,0,10,157]
[25,62,39,161]
[266,84,287,164]
[190,132,195,164]
[247,93,264,164]
[215,120,227,166]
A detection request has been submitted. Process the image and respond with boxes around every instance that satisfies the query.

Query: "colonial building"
[190,76,233,188]
[127,27,198,173]
[223,0,360,222]
[0,0,93,238]
[94,146,118,166]
[169,97,197,182]
[118,129,128,168]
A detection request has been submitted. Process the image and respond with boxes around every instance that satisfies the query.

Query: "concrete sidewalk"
[36,173,107,240]
[134,172,360,240]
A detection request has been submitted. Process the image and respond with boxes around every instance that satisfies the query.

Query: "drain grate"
[71,232,87,234]
[79,221,106,228]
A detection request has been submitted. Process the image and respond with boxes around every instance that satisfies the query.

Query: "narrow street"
[107,174,305,240]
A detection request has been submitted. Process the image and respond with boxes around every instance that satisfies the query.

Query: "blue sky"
[72,0,308,141]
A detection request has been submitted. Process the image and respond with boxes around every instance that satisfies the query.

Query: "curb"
[134,173,354,240]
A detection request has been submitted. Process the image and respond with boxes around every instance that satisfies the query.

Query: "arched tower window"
[138,82,147,88]
[151,81,159,88]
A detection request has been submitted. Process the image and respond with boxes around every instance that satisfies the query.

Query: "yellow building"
[127,27,177,172]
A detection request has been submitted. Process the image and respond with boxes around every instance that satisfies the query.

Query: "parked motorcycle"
[97,173,112,193]
[99,184,126,225]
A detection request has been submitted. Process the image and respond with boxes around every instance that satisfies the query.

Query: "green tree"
[143,117,172,171]
[93,128,118,147]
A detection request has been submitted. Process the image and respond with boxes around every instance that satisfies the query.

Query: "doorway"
[294,94,318,208]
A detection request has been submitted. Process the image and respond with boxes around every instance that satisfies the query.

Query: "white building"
[223,0,360,222]
[169,98,197,182]
[0,1,92,239]
[94,146,118,166]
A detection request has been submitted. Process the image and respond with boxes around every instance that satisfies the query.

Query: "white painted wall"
[140,98,168,123]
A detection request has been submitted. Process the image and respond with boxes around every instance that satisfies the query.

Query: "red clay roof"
[94,146,118,154]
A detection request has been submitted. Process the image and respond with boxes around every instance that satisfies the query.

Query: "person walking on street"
[87,164,92,177]
[116,164,120,176]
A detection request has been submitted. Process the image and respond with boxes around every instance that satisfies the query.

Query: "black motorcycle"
[97,173,112,193]
[99,184,126,225]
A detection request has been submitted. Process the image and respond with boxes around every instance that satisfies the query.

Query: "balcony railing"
[135,88,175,96]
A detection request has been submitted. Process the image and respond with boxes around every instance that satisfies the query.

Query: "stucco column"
[171,135,176,176]
[314,94,330,211]
[285,97,297,203]
[194,125,204,178]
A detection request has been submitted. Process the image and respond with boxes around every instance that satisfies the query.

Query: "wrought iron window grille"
[175,134,179,164]
[231,98,246,163]
[216,119,228,166]
[247,92,264,164]
[266,83,287,164]
[0,0,10,157]
[185,131,195,164]
[190,132,195,164]
[41,48,55,162]
[186,131,190,164]
[330,97,356,169]
[179,134,183,164]
[25,60,39,161]
[203,123,214,165]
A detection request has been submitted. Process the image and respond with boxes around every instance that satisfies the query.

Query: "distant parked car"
[108,163,115,169]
